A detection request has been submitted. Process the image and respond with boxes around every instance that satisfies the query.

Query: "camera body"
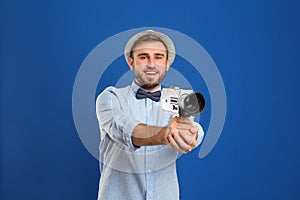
[160,87,205,117]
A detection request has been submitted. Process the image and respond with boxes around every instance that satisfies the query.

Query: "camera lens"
[179,92,205,117]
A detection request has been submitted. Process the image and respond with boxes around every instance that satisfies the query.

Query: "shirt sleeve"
[189,116,205,148]
[96,87,141,150]
[193,121,204,147]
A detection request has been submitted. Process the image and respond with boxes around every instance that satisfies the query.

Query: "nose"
[147,56,156,66]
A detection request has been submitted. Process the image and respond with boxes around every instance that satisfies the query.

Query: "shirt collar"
[131,81,161,94]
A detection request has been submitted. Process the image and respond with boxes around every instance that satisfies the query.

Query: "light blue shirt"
[96,82,204,200]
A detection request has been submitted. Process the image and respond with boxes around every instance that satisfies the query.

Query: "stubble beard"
[134,69,166,90]
[141,83,159,90]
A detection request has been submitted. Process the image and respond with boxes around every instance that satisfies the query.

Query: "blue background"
[1,0,299,199]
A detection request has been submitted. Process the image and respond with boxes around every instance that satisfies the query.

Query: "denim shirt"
[96,82,204,200]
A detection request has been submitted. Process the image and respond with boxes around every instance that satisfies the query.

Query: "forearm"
[132,124,168,146]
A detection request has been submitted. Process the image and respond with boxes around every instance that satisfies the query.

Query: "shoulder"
[99,85,132,96]
[96,85,132,103]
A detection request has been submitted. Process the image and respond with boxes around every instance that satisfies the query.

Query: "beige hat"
[124,29,176,66]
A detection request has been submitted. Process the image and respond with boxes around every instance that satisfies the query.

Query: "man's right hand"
[132,117,198,152]
[166,117,198,153]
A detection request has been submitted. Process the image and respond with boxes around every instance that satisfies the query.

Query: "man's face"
[128,41,170,91]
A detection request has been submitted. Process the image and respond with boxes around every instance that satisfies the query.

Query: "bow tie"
[136,88,161,102]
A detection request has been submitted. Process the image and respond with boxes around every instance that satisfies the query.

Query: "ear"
[166,59,171,71]
[128,57,134,70]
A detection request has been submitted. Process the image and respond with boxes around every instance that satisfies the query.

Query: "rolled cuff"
[123,119,141,150]
[192,122,205,147]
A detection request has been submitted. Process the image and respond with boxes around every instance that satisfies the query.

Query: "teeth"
[146,71,157,75]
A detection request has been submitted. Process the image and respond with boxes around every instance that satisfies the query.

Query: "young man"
[96,30,204,200]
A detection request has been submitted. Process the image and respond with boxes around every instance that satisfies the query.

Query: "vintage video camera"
[160,87,206,117]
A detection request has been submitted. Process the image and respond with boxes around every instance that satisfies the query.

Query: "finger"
[177,123,192,130]
[189,125,199,134]
[178,131,197,148]
[172,131,191,151]
[167,134,186,153]
[185,148,193,153]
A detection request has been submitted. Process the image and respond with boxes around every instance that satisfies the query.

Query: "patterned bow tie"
[136,88,161,102]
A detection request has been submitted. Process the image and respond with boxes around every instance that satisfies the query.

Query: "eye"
[138,55,147,60]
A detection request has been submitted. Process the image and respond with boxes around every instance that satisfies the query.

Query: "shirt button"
[147,147,152,152]
[147,192,152,197]
[147,169,151,173]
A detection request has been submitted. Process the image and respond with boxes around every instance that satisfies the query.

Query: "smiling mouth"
[145,71,158,75]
